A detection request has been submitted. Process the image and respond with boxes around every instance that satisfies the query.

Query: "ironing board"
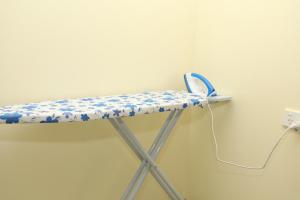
[0,90,231,200]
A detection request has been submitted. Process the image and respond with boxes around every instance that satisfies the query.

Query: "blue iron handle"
[191,73,216,96]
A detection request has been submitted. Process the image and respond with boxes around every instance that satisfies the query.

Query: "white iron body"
[184,72,217,98]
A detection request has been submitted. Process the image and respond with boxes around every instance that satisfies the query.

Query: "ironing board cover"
[0,90,204,124]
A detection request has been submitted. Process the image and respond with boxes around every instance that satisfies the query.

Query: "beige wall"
[189,0,300,199]
[2,0,300,199]
[0,0,196,199]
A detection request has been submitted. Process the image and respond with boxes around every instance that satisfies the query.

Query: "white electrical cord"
[205,99,298,170]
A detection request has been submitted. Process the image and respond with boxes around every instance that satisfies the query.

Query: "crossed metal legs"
[109,109,184,200]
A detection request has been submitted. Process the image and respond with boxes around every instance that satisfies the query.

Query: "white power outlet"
[283,109,300,130]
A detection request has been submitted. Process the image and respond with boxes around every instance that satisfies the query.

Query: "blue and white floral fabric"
[0,90,204,124]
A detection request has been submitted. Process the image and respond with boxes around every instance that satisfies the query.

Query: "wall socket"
[283,109,300,130]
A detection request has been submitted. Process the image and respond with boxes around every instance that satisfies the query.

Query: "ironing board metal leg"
[120,110,177,200]
[122,110,183,200]
[109,110,184,200]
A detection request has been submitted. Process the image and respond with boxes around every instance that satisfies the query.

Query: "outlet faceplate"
[283,109,300,129]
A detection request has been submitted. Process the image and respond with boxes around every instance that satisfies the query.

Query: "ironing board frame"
[110,109,184,200]
[0,89,231,200]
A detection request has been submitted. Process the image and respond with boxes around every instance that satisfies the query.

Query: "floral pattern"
[0,90,204,124]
